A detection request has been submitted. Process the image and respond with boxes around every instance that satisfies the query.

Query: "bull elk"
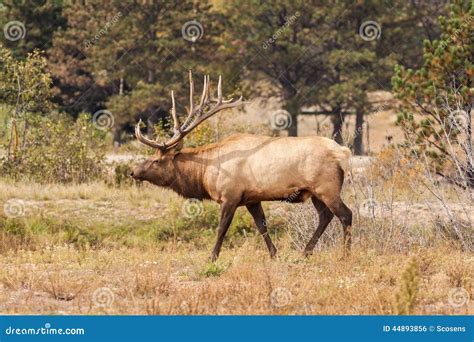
[131,71,353,261]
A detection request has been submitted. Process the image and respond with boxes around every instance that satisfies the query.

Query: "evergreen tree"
[47,0,227,145]
[0,0,66,59]
[47,1,114,118]
[392,0,473,187]
[224,0,445,154]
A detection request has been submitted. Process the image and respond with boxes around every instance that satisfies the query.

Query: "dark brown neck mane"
[167,148,212,200]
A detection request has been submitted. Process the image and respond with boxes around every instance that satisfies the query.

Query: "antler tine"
[181,71,203,130]
[170,90,180,135]
[136,73,245,150]
[199,74,208,107]
[182,94,245,134]
[188,70,194,115]
[206,75,211,99]
[135,119,165,149]
[217,75,222,103]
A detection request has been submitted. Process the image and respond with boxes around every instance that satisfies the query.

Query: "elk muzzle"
[130,161,149,181]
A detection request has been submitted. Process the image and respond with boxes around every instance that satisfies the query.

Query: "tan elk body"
[132,72,353,261]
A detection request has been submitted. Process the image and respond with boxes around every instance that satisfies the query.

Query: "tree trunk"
[21,118,29,149]
[113,77,124,149]
[113,126,122,150]
[147,117,156,137]
[284,96,299,137]
[332,107,345,144]
[119,77,124,95]
[354,108,365,155]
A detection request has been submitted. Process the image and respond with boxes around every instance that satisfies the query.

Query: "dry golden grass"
[0,241,472,315]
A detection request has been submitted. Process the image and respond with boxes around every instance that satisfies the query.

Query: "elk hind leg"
[304,196,334,257]
[326,197,352,258]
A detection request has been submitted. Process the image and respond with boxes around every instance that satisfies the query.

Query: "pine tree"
[47,0,227,145]
[224,0,442,155]
[392,0,473,187]
[0,0,66,59]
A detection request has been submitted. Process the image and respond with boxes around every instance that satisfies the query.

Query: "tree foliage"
[392,0,473,187]
[0,44,104,184]
[0,44,53,156]
[0,0,450,155]
[0,0,66,59]
[223,0,446,153]
[0,45,52,114]
[1,113,105,183]
[47,0,228,144]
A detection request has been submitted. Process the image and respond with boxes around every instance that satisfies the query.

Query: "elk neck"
[166,146,213,200]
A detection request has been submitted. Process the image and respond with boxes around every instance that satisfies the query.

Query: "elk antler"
[135,71,245,150]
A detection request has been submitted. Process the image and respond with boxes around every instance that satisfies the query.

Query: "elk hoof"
[269,247,277,259]
[303,250,313,258]
[210,253,218,262]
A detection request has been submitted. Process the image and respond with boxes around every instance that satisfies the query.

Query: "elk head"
[131,71,244,185]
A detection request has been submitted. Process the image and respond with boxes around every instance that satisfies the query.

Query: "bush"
[198,262,228,278]
[111,162,137,187]
[1,113,106,183]
[391,3,473,187]
[394,258,419,315]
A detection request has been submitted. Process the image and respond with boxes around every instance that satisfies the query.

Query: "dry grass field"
[0,148,472,315]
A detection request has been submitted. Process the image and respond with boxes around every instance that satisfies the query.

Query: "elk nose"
[130,171,134,178]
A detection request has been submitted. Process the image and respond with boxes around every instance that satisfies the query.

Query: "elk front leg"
[210,202,237,261]
[246,203,277,258]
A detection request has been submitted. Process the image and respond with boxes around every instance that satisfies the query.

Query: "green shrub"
[394,258,419,314]
[113,162,137,187]
[198,262,228,278]
[1,113,106,183]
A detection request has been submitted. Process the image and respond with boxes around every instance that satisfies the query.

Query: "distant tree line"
[0,0,449,154]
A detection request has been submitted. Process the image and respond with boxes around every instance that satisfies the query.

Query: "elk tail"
[338,146,352,176]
